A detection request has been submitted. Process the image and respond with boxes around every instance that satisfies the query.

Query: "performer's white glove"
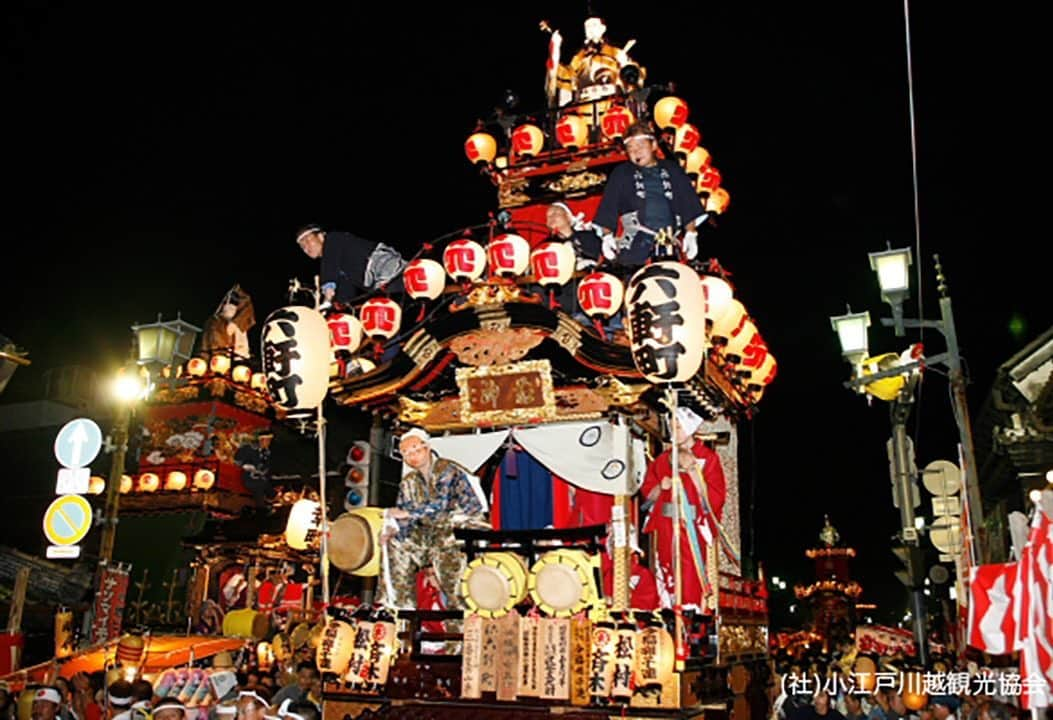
[682,230,699,260]
[601,233,618,261]
[699,519,713,545]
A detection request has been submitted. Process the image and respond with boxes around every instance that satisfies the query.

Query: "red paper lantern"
[402,259,446,301]
[327,313,363,353]
[601,105,635,140]
[511,124,545,159]
[653,96,689,130]
[464,132,497,166]
[684,146,712,178]
[673,123,701,155]
[443,239,487,282]
[555,114,589,151]
[577,272,625,319]
[360,298,402,341]
[530,242,576,288]
[697,166,722,193]
[486,234,531,277]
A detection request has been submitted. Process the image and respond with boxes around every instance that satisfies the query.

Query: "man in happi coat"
[295,225,406,303]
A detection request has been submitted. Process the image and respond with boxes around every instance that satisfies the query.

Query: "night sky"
[2,4,1045,623]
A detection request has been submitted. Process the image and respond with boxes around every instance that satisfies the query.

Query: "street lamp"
[131,315,200,375]
[868,247,912,336]
[830,309,871,368]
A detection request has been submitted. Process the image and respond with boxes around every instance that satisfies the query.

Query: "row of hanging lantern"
[464,95,729,217]
[116,468,217,494]
[169,354,269,392]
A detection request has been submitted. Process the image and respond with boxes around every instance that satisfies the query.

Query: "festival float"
[290,16,776,720]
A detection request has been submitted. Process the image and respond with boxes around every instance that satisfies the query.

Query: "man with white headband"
[544,202,607,320]
[31,688,62,720]
[151,698,187,720]
[378,427,488,611]
[235,687,271,720]
[593,121,707,266]
[638,406,727,610]
[294,225,407,304]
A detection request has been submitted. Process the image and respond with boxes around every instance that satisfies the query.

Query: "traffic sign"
[56,467,90,495]
[47,546,81,559]
[54,419,103,469]
[932,496,961,517]
[43,495,93,547]
[922,460,962,497]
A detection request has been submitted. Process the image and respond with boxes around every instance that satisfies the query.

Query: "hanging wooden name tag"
[570,616,592,706]
[461,614,484,699]
[495,611,521,702]
[610,623,636,700]
[538,617,571,701]
[479,618,500,692]
[517,614,541,697]
[344,620,373,687]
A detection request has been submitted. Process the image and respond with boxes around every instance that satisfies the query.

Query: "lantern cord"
[902,0,924,328]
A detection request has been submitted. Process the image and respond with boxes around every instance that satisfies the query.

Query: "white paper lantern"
[261,306,330,416]
[700,275,734,329]
[577,272,625,319]
[316,620,356,676]
[625,261,708,383]
[402,259,446,301]
[443,239,487,282]
[530,242,575,288]
[360,298,402,341]
[709,299,747,346]
[285,499,321,550]
[487,234,531,277]
[327,313,363,354]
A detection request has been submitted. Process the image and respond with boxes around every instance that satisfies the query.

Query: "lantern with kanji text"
[700,275,734,330]
[285,499,321,550]
[530,242,575,288]
[402,259,446,300]
[443,239,487,282]
[360,298,402,341]
[709,299,747,348]
[684,146,712,178]
[487,234,531,277]
[261,306,331,417]
[601,105,635,140]
[705,187,731,215]
[723,318,757,367]
[697,166,722,193]
[327,313,363,354]
[511,124,545,159]
[555,114,589,151]
[673,123,701,156]
[464,132,497,166]
[577,272,625,320]
[653,96,689,131]
[625,261,708,383]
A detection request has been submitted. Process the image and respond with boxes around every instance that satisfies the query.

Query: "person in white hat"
[294,226,407,305]
[639,406,727,610]
[31,688,62,720]
[377,427,488,611]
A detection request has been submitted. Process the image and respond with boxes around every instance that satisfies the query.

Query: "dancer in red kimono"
[639,407,727,610]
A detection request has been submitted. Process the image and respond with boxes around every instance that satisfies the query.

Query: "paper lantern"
[360,298,402,341]
[577,272,625,319]
[209,354,231,375]
[684,146,712,178]
[250,372,267,391]
[737,332,769,379]
[724,319,758,364]
[186,358,207,377]
[530,242,575,288]
[901,672,927,711]
[402,258,446,300]
[88,476,106,495]
[511,124,545,159]
[555,114,589,151]
[164,471,188,491]
[464,132,497,166]
[316,620,355,676]
[700,275,734,329]
[117,634,145,665]
[138,473,160,493]
[193,469,215,491]
[487,234,531,277]
[443,238,487,282]
[705,187,731,214]
[285,499,321,550]
[327,313,363,353]
[600,105,635,140]
[653,96,689,130]
[748,353,778,390]
[119,474,133,494]
[257,642,275,672]
[698,166,722,193]
[261,306,330,416]
[709,299,747,346]
[625,262,708,383]
[232,365,252,384]
[633,625,675,688]
[673,123,701,155]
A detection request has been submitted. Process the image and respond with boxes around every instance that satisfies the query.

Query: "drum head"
[529,550,593,617]
[466,565,512,611]
[290,622,311,649]
[462,552,528,618]
[329,514,374,573]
